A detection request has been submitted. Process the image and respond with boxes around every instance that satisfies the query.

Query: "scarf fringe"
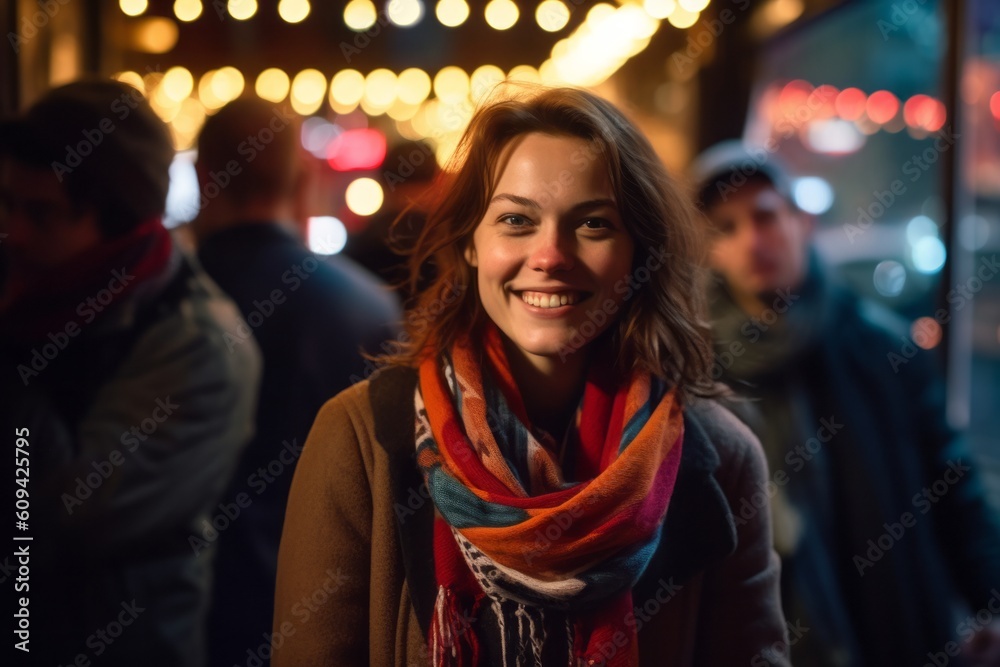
[431,586,481,666]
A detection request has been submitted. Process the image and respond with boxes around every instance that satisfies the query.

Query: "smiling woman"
[273,87,790,667]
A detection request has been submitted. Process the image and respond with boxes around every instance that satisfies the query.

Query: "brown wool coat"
[272,366,791,666]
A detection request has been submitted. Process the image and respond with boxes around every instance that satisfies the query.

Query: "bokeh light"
[667,5,698,28]
[485,0,519,30]
[434,66,470,103]
[291,69,327,115]
[308,216,348,255]
[210,66,245,104]
[397,68,432,105]
[912,236,946,274]
[436,0,469,27]
[679,0,709,10]
[161,66,194,102]
[835,87,867,121]
[363,68,399,110]
[643,0,676,19]
[344,0,377,30]
[388,0,425,27]
[228,0,257,20]
[866,90,900,124]
[345,177,384,216]
[471,64,505,102]
[120,0,149,17]
[536,0,570,32]
[911,317,942,350]
[278,0,311,23]
[873,260,906,297]
[174,0,203,21]
[114,71,146,95]
[256,68,291,103]
[792,176,834,215]
[131,17,179,53]
[330,69,366,109]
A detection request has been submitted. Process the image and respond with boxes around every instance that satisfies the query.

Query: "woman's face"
[467,132,635,368]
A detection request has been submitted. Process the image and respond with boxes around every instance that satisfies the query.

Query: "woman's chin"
[501,330,599,366]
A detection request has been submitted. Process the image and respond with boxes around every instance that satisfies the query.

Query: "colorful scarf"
[415,324,685,666]
[0,217,173,342]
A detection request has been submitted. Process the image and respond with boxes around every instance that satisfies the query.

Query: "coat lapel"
[368,365,438,638]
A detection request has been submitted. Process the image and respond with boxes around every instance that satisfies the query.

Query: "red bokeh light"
[326,128,387,171]
[778,79,814,119]
[990,92,1000,121]
[835,87,867,121]
[904,94,946,132]
[866,90,900,125]
[810,84,839,119]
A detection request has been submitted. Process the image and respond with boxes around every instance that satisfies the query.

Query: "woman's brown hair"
[384,85,717,400]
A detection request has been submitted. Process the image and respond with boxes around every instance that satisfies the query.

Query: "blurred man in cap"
[0,79,261,666]
[692,140,1000,667]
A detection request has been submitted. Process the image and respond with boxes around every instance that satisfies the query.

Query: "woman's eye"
[499,214,530,227]
[581,218,610,230]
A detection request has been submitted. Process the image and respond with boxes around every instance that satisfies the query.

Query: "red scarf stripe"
[0,218,173,341]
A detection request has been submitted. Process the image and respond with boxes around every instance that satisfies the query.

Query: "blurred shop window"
[744,0,947,320]
[742,0,999,508]
[955,0,1000,508]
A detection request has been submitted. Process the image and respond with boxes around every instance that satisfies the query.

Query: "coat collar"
[369,365,736,638]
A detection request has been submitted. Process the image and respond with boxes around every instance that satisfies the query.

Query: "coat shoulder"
[685,397,766,474]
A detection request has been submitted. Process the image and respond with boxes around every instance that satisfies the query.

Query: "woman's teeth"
[520,291,582,308]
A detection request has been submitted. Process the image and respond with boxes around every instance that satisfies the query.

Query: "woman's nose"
[527,227,575,273]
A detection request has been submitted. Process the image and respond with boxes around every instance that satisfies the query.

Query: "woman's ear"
[464,242,478,268]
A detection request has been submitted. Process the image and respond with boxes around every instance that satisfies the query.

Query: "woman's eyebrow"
[488,194,618,213]
[489,193,539,208]
[568,198,617,213]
